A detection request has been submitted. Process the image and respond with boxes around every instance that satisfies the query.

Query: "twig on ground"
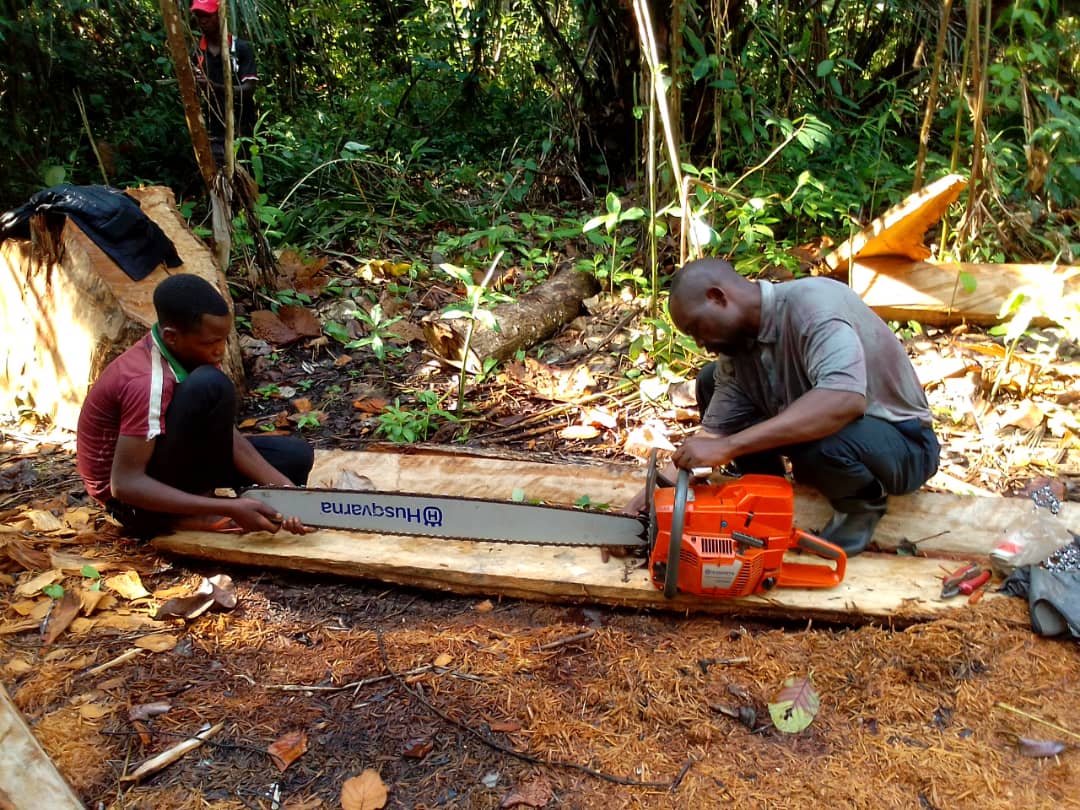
[996,702,1080,742]
[537,629,596,651]
[376,627,687,789]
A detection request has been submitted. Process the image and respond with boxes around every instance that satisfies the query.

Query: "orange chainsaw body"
[649,474,846,597]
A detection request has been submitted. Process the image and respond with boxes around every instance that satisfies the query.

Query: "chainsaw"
[245,450,846,599]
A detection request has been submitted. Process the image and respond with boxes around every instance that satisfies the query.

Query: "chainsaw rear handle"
[775,529,847,589]
[663,467,691,599]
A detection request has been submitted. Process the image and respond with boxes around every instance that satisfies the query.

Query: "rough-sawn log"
[153,448,1070,625]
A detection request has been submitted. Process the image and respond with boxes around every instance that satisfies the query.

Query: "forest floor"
[2,256,1080,809]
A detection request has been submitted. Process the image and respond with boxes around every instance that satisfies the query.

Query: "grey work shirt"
[701,277,932,435]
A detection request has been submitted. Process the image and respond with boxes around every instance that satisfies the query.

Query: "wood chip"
[105,571,152,600]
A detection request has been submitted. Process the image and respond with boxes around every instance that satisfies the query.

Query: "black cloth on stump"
[0,184,182,281]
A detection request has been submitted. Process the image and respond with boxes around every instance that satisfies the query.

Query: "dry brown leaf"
[283,797,324,810]
[79,703,114,721]
[251,309,303,346]
[154,594,215,621]
[44,589,81,645]
[268,729,309,772]
[72,612,166,634]
[129,701,172,722]
[277,249,330,296]
[334,353,353,367]
[341,769,388,810]
[489,720,521,733]
[134,633,178,653]
[353,398,389,414]
[506,358,594,402]
[1,536,50,571]
[208,574,238,609]
[433,653,453,668]
[239,417,259,429]
[14,569,64,598]
[277,305,323,339]
[4,656,34,675]
[78,587,110,616]
[292,397,314,414]
[23,508,65,532]
[999,400,1046,431]
[474,599,494,613]
[0,617,40,635]
[105,570,152,600]
[622,422,676,460]
[0,572,13,586]
[499,778,553,808]
[61,506,97,530]
[10,598,45,617]
[559,424,601,441]
[580,407,618,429]
[401,737,433,759]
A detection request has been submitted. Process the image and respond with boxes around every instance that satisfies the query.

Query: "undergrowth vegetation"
[3,0,1078,430]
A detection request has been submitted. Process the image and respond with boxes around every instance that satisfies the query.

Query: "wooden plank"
[824,173,967,271]
[154,448,1079,623]
[155,523,967,625]
[0,684,84,810]
[847,256,1080,327]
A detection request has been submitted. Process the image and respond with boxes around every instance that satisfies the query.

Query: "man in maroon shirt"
[77,274,312,538]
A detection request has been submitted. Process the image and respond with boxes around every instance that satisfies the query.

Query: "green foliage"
[376,390,458,443]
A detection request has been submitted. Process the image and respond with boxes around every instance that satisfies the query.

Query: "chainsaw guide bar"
[244,486,649,548]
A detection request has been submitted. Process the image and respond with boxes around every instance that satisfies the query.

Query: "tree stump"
[0,186,244,431]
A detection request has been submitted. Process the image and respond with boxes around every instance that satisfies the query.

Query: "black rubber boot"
[818,496,888,556]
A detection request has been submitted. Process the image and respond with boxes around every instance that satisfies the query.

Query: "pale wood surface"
[150,448,1077,623]
[0,186,243,430]
[848,256,1080,327]
[0,684,84,810]
[824,174,967,270]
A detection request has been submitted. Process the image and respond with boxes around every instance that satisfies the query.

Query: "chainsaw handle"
[775,529,847,589]
[663,468,691,599]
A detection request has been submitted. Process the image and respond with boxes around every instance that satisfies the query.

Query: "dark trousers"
[695,362,939,510]
[109,366,314,537]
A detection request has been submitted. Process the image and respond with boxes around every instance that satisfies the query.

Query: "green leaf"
[81,564,101,580]
[959,271,977,295]
[816,59,834,77]
[43,165,67,187]
[511,488,526,502]
[768,676,820,733]
[43,584,65,600]
[323,320,351,345]
[582,215,607,233]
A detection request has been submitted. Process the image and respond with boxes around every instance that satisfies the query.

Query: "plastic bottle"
[990,506,1074,576]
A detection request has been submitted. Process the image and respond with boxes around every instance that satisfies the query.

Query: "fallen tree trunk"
[0,684,84,809]
[0,186,243,431]
[423,266,599,371]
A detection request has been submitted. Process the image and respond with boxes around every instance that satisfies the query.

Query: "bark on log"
[0,684,84,809]
[422,266,599,371]
[0,186,243,431]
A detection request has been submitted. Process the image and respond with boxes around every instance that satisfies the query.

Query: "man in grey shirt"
[638,258,939,555]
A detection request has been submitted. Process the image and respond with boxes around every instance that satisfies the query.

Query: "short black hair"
[153,273,230,332]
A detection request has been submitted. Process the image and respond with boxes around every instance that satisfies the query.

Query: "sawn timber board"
[154,448,1075,624]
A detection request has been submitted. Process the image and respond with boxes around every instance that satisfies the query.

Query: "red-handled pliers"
[940,564,989,598]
